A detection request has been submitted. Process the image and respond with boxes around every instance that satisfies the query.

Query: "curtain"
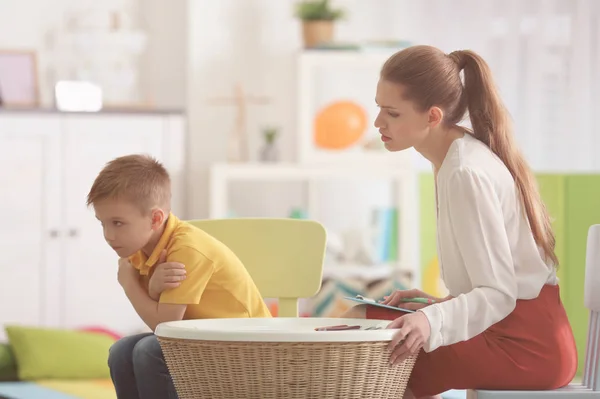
[388,0,599,171]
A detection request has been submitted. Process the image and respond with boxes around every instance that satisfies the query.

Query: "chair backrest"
[186,218,327,317]
[583,224,600,390]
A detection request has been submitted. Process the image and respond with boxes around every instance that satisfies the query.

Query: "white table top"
[155,317,397,342]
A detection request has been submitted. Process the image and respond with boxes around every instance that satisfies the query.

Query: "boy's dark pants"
[108,333,178,399]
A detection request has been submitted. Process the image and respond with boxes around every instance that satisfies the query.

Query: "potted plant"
[259,126,280,162]
[294,0,345,48]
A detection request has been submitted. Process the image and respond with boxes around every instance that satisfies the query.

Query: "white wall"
[0,0,184,109]
[138,0,187,110]
[185,0,424,219]
[3,0,597,221]
[0,0,420,219]
[0,0,81,105]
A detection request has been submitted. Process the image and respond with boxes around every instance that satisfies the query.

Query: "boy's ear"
[150,208,166,230]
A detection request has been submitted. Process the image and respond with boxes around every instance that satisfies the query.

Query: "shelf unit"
[208,162,420,286]
[208,49,420,285]
[296,49,406,165]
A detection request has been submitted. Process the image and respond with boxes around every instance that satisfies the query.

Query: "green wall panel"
[536,175,566,294]
[418,172,600,377]
[564,175,600,375]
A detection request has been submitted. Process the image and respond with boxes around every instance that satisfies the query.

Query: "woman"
[342,45,577,398]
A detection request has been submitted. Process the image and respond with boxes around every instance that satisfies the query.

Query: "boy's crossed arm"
[118,248,212,331]
[118,254,185,331]
[148,250,187,301]
[118,249,208,331]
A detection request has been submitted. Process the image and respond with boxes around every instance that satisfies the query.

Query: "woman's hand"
[386,312,431,365]
[380,288,444,310]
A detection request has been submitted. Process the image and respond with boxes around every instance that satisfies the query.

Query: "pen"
[400,297,436,304]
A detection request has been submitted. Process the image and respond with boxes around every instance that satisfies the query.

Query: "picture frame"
[0,50,39,108]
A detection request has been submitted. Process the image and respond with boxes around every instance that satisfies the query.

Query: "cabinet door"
[61,115,164,335]
[0,115,62,341]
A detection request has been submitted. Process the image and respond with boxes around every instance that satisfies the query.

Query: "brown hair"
[381,45,558,266]
[86,154,171,213]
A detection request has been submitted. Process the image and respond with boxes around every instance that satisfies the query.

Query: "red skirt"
[366,284,578,397]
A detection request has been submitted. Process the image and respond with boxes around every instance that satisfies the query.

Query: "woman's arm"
[420,167,518,352]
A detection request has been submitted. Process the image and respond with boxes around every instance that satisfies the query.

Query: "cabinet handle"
[68,229,79,237]
[49,230,60,238]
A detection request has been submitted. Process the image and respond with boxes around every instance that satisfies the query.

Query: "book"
[343,296,415,313]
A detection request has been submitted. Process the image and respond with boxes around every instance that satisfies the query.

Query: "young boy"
[87,154,271,399]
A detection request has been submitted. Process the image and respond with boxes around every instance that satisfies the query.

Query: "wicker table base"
[159,337,417,399]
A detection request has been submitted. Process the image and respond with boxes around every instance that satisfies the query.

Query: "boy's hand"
[118,258,139,289]
[148,250,186,301]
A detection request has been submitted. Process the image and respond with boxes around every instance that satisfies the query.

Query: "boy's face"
[93,198,159,258]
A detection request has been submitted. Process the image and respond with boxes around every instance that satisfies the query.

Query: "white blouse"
[420,133,557,352]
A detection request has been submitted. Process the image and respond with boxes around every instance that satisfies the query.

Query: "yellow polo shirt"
[129,214,271,319]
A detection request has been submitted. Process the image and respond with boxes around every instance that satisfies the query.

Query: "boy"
[87,154,271,399]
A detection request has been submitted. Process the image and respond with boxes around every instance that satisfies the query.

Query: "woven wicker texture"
[159,337,417,399]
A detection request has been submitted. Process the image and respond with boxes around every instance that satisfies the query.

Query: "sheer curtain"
[389,0,599,172]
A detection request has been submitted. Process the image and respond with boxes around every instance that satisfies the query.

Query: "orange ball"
[268,301,278,317]
[313,101,368,150]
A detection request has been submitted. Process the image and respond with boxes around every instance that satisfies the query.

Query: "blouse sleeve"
[420,167,518,352]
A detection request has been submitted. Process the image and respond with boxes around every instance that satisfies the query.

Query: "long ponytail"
[382,46,558,266]
[449,50,558,266]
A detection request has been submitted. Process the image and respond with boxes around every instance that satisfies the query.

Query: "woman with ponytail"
[342,45,577,398]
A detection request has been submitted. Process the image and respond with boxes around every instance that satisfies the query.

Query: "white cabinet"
[0,115,63,341]
[0,111,186,339]
[62,116,166,334]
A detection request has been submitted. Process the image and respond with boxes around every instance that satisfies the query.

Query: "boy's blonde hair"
[86,154,171,213]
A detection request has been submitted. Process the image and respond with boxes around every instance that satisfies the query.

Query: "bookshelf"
[208,161,419,286]
[208,49,420,285]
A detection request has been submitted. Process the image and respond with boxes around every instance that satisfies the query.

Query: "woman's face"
[374,79,431,152]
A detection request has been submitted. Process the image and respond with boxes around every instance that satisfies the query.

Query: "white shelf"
[206,50,420,285]
[298,49,400,68]
[209,162,413,181]
[322,263,409,280]
[296,50,408,165]
[208,162,420,286]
